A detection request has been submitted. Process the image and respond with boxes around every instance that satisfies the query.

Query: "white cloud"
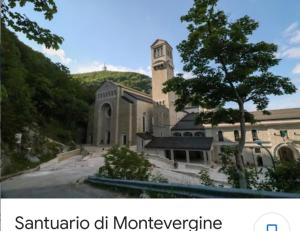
[284,22,298,35]
[284,22,300,45]
[292,63,300,74]
[279,47,300,58]
[289,31,300,44]
[42,46,72,65]
[73,61,151,76]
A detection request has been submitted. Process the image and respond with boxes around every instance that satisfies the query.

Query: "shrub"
[98,146,152,181]
[258,159,300,193]
[199,169,214,186]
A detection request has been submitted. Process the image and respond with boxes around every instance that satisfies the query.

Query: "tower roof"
[151,39,172,49]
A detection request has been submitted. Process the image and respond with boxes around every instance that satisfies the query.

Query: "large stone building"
[89,39,300,167]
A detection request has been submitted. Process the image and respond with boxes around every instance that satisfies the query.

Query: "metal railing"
[86,176,300,198]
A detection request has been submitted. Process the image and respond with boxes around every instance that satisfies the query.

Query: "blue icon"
[267,224,277,231]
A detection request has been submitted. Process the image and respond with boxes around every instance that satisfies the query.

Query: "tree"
[98,146,152,181]
[1,0,63,49]
[163,0,297,188]
[259,159,300,193]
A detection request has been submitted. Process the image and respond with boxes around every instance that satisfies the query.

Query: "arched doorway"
[101,103,112,145]
[278,146,295,162]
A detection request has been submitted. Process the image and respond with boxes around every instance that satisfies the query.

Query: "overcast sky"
[14,0,300,110]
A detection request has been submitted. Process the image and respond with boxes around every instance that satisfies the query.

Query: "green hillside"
[1,26,90,175]
[72,71,152,95]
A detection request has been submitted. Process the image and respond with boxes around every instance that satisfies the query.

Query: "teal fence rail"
[86,176,300,198]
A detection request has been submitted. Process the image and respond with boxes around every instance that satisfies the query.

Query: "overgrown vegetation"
[219,146,300,192]
[1,27,90,146]
[1,128,64,176]
[0,27,90,175]
[258,160,300,193]
[98,146,152,181]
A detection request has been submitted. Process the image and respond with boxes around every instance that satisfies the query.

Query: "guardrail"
[86,176,300,198]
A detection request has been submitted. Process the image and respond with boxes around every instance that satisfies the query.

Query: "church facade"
[88,39,300,167]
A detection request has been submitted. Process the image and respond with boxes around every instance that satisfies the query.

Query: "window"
[234,130,240,141]
[173,132,182,137]
[195,131,205,137]
[256,156,263,167]
[280,130,288,138]
[142,116,146,132]
[165,150,171,160]
[154,46,163,58]
[254,147,261,153]
[183,132,193,137]
[220,146,225,153]
[252,129,258,141]
[122,134,127,145]
[218,131,224,142]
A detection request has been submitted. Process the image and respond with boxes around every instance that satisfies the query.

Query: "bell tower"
[151,39,180,136]
[151,39,175,107]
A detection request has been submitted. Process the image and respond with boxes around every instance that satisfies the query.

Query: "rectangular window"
[218,131,224,142]
[122,135,127,145]
[234,130,240,141]
[280,130,288,138]
[142,116,146,132]
[252,129,258,141]
[154,46,163,58]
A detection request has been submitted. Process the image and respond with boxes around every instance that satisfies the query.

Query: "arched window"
[218,131,224,142]
[195,131,205,137]
[102,103,112,118]
[183,132,193,137]
[173,132,182,137]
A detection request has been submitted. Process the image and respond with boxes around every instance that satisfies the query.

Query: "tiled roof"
[251,108,300,121]
[136,132,153,140]
[171,113,204,131]
[172,108,300,130]
[145,137,213,150]
[124,91,153,104]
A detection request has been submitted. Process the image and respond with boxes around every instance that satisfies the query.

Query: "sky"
[13,0,300,110]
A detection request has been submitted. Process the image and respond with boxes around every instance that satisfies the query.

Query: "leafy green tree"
[259,159,300,193]
[1,27,89,146]
[99,146,152,181]
[163,0,297,188]
[1,0,63,49]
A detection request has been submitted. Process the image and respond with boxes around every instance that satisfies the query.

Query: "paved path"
[1,183,125,198]
[1,145,228,197]
[1,147,125,198]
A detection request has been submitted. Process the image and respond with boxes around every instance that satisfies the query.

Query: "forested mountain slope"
[72,70,152,95]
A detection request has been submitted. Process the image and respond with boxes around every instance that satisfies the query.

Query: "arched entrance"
[100,103,112,145]
[278,146,295,162]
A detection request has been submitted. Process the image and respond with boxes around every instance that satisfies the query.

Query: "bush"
[199,169,214,186]
[258,160,300,193]
[98,146,152,181]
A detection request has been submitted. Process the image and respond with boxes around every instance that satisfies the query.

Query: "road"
[1,147,125,198]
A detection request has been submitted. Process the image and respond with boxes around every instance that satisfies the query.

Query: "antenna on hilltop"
[103,63,107,71]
